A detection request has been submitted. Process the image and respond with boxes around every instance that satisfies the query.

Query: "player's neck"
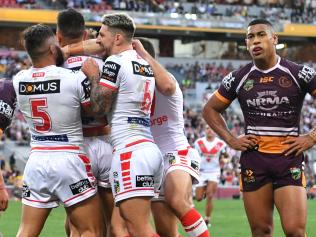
[254,54,279,71]
[32,58,56,68]
[111,44,133,55]
[60,37,83,48]
[206,136,215,142]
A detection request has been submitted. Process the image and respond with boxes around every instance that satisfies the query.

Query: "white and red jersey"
[194,137,226,172]
[13,65,88,148]
[98,49,155,148]
[63,55,107,130]
[150,77,189,154]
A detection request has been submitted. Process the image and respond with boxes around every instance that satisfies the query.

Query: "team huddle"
[0,8,315,237]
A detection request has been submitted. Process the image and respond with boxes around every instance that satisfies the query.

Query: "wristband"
[308,127,316,143]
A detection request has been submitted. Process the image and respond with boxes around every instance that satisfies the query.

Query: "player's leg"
[66,194,104,237]
[111,206,129,237]
[195,185,206,202]
[111,142,163,237]
[165,170,209,237]
[16,205,51,237]
[65,217,80,237]
[119,197,156,237]
[151,201,179,237]
[243,183,274,237]
[274,186,307,237]
[204,181,217,226]
[99,187,114,237]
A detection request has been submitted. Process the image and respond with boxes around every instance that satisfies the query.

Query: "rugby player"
[56,8,113,237]
[14,24,103,237]
[203,19,315,237]
[134,38,210,237]
[81,14,163,237]
[194,125,227,227]
[0,78,16,212]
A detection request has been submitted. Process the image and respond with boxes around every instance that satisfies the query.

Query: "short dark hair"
[137,37,155,58]
[248,19,273,29]
[102,13,135,42]
[57,8,85,39]
[22,24,55,60]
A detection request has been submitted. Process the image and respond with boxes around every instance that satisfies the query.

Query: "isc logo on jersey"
[19,80,60,95]
[132,62,154,77]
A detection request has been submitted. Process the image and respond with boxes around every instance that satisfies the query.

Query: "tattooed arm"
[89,74,115,115]
[82,58,116,115]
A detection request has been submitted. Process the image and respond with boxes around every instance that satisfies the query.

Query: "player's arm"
[62,39,104,59]
[203,92,257,151]
[282,65,316,156]
[81,58,115,115]
[132,39,175,96]
[0,168,8,211]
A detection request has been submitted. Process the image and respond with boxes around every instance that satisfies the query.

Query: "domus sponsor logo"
[19,80,60,95]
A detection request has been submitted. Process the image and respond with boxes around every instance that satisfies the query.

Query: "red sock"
[152,234,160,237]
[180,208,210,237]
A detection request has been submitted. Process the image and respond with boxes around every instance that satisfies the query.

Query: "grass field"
[0,199,315,237]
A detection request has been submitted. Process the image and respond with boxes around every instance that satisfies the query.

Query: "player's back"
[100,50,155,148]
[13,65,88,148]
[150,77,189,154]
[63,55,107,130]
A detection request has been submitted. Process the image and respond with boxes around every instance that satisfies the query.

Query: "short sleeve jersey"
[62,55,107,128]
[216,57,316,153]
[0,78,16,131]
[98,50,155,148]
[150,76,189,154]
[194,136,226,172]
[13,65,88,148]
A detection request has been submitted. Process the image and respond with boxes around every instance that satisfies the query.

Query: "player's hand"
[132,39,149,60]
[82,58,100,82]
[282,135,315,156]
[227,134,258,151]
[0,188,9,211]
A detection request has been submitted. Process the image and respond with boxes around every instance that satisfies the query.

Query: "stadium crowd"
[1,0,316,25]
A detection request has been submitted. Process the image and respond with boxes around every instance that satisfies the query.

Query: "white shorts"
[22,149,97,208]
[154,146,201,201]
[110,141,163,204]
[196,170,220,187]
[84,136,112,188]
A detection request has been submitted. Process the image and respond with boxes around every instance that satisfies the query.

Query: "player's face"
[206,126,215,139]
[245,24,277,60]
[97,25,115,58]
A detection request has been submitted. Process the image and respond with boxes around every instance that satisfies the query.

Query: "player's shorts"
[153,146,201,201]
[22,147,97,208]
[110,139,163,204]
[195,170,220,187]
[84,135,112,188]
[240,150,306,192]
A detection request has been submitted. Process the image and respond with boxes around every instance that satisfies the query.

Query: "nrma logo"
[246,91,289,111]
[19,80,60,95]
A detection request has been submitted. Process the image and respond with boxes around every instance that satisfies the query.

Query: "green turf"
[0,200,315,237]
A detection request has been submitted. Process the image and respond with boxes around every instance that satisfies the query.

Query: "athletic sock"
[180,208,210,237]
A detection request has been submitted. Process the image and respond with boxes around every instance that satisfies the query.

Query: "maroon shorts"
[239,150,306,192]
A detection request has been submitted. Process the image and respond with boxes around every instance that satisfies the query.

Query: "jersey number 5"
[141,80,152,114]
[30,98,52,133]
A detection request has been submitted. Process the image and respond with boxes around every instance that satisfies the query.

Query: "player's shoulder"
[13,68,29,80]
[280,58,316,83]
[222,62,253,91]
